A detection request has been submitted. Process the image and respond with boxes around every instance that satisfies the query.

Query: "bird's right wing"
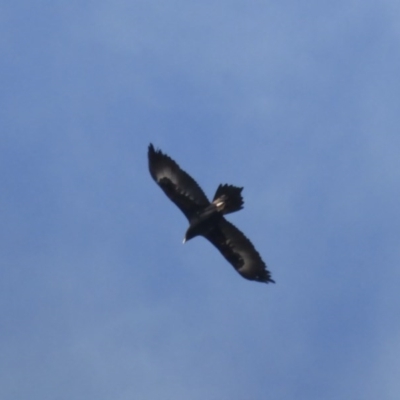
[203,218,274,283]
[148,144,210,220]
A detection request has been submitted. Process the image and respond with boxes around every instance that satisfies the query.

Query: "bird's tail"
[212,184,244,215]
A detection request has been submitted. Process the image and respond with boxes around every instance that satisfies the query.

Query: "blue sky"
[1,1,400,399]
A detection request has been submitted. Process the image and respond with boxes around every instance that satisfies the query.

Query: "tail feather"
[212,184,244,215]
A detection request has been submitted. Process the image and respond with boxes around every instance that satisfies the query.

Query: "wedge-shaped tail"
[212,184,244,215]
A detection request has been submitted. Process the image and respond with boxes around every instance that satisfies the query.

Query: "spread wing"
[148,144,210,220]
[204,218,274,283]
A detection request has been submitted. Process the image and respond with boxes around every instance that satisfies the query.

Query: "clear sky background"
[1,1,399,399]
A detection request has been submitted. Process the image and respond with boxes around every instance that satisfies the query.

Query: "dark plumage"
[148,143,274,284]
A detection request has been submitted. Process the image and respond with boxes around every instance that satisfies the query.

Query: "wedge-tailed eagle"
[148,143,274,284]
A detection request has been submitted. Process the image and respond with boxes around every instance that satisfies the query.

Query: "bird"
[148,143,274,284]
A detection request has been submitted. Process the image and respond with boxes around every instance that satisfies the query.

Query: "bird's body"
[148,143,274,284]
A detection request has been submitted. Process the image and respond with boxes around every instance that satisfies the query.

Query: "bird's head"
[183,226,196,244]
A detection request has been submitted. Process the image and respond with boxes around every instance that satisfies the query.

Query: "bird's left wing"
[148,144,210,220]
[203,218,274,283]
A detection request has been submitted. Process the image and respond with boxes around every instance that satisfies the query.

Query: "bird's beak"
[182,237,186,244]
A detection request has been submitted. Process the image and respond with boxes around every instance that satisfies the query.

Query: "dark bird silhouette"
[148,143,274,284]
